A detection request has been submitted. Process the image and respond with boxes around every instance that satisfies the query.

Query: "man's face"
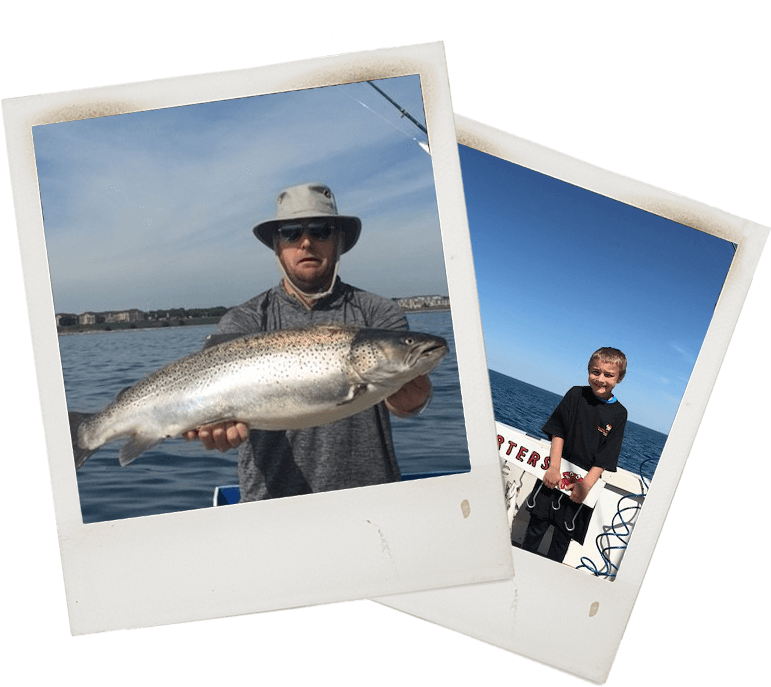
[275,219,340,293]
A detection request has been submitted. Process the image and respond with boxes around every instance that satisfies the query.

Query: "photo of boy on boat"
[457,138,735,578]
[520,348,628,563]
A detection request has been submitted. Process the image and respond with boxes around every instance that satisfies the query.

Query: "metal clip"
[526,481,544,509]
[565,503,583,532]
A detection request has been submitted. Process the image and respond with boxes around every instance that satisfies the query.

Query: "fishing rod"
[366,80,428,136]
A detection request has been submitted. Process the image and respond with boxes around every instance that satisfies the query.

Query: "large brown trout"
[69,325,448,469]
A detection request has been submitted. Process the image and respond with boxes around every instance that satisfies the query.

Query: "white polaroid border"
[2,45,513,636]
[376,114,769,683]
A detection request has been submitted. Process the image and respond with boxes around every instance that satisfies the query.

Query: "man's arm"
[385,375,432,418]
[367,295,433,418]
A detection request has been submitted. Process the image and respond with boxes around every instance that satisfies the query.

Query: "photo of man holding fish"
[8,47,518,640]
[41,74,470,522]
[70,181,447,501]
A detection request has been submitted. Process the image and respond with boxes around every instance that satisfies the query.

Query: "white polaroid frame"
[376,114,769,683]
[2,45,513,636]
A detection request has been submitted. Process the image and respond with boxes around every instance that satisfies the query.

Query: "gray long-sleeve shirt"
[210,278,407,501]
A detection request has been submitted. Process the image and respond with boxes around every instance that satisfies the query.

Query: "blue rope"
[575,457,655,579]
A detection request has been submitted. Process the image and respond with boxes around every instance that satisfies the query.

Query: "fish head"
[349,329,448,389]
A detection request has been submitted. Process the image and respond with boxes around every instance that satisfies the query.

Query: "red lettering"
[541,455,550,470]
[527,451,540,467]
[497,436,518,456]
[516,446,528,462]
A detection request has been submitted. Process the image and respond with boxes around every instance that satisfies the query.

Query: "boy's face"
[588,360,622,400]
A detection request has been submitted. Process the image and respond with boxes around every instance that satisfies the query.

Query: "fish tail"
[117,434,163,467]
[68,411,97,470]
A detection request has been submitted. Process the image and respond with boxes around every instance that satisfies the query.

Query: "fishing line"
[348,93,428,149]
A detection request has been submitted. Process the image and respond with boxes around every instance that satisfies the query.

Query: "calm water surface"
[489,369,666,480]
[61,314,662,524]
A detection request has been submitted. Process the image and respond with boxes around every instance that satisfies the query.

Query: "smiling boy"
[521,347,628,562]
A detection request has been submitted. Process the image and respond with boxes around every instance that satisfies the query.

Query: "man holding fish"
[184,183,436,501]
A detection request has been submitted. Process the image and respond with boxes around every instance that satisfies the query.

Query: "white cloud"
[35,76,441,314]
[670,342,697,366]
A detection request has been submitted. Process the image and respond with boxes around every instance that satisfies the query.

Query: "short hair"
[588,347,627,382]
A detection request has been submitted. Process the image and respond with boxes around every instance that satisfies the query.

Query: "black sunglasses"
[276,220,337,244]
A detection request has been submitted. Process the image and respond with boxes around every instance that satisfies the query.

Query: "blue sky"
[32,75,445,314]
[459,144,734,434]
[31,77,735,435]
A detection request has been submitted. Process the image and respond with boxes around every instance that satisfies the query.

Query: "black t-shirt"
[542,385,627,473]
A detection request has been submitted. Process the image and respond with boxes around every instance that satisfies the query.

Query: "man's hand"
[184,421,249,452]
[385,375,432,417]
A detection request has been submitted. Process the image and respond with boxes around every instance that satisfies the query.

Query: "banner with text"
[496,421,604,509]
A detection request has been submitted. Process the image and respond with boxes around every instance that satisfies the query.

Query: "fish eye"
[404,336,415,345]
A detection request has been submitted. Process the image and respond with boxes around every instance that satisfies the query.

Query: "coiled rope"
[575,457,656,579]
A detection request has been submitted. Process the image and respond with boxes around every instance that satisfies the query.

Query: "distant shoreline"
[57,305,450,335]
[403,305,451,313]
[57,317,221,336]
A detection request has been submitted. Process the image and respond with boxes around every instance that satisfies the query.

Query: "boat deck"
[498,421,644,577]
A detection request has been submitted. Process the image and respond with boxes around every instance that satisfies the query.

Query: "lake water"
[61,310,470,523]
[489,369,666,481]
[60,314,664,524]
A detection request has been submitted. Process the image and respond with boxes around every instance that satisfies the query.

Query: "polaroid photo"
[2,44,513,636]
[377,114,769,683]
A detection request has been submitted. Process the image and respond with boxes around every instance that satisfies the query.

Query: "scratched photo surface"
[32,75,471,524]
[459,142,734,577]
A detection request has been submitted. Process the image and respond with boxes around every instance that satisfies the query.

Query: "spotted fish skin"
[70,325,448,469]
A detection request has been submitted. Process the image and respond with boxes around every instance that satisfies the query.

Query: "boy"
[521,347,628,562]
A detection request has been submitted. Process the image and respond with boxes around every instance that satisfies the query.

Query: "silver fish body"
[70,325,448,469]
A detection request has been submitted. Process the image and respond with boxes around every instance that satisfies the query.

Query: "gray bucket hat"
[252,182,362,254]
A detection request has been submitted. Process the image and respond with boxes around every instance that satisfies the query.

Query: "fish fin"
[337,383,368,406]
[116,386,132,401]
[118,434,164,467]
[203,332,245,349]
[69,411,97,470]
